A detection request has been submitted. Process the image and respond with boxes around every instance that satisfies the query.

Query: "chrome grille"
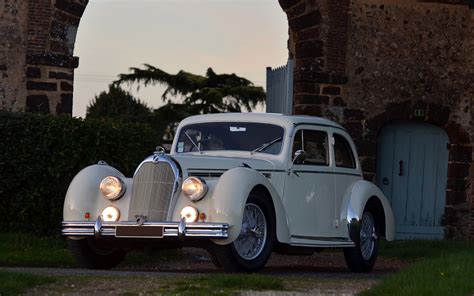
[129,161,176,221]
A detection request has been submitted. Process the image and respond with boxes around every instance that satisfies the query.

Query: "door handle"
[399,160,404,176]
[287,169,300,177]
[382,178,390,185]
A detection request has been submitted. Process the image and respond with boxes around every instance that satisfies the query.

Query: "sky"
[73,0,289,118]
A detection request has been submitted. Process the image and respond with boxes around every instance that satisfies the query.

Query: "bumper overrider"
[62,217,229,240]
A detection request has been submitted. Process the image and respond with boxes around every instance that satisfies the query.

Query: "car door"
[283,127,336,240]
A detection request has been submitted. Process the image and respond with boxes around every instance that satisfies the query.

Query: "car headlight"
[99,176,125,200]
[101,206,120,222]
[181,177,208,201]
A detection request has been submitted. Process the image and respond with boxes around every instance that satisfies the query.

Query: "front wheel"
[344,210,379,272]
[68,238,126,269]
[210,193,275,272]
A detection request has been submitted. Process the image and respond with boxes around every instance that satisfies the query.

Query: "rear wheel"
[68,238,126,269]
[344,210,379,272]
[210,193,275,272]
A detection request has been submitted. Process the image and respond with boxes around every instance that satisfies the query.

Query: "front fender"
[63,164,131,222]
[209,167,290,245]
[340,180,395,241]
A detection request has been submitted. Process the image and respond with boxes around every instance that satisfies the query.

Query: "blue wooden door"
[376,122,449,239]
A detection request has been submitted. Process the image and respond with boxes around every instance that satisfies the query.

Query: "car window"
[176,122,284,154]
[292,130,329,166]
[334,134,356,169]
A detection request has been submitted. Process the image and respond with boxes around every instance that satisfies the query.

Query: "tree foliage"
[115,65,266,113]
[86,84,152,123]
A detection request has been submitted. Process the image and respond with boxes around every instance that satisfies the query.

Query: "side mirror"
[293,150,307,165]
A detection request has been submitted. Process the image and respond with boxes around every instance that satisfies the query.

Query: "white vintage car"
[63,113,394,272]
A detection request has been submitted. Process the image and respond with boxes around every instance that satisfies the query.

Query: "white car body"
[63,113,394,250]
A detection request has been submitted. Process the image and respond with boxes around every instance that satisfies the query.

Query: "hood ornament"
[154,146,166,155]
[153,146,167,162]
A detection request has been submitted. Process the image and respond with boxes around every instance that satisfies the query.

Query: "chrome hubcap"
[360,212,377,260]
[233,203,267,260]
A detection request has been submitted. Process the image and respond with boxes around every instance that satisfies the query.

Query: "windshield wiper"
[251,137,282,154]
[184,131,201,152]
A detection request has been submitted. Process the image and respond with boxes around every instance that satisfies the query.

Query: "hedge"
[0,111,159,236]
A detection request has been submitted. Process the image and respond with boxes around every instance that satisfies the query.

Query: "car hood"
[170,153,277,173]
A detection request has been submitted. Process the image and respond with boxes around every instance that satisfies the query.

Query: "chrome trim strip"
[291,235,351,242]
[291,242,355,248]
[62,220,229,239]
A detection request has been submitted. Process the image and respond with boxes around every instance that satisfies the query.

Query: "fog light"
[180,206,199,222]
[101,206,120,222]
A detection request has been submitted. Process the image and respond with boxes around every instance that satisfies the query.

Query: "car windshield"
[176,122,284,155]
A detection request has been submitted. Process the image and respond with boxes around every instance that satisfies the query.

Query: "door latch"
[398,160,404,176]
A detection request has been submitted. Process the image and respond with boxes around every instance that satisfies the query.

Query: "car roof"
[178,113,345,130]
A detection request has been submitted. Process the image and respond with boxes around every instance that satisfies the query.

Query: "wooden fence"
[266,59,294,115]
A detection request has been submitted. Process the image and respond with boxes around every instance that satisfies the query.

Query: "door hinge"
[334,219,339,228]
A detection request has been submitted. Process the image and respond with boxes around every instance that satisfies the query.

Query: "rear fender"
[209,167,290,245]
[340,180,395,241]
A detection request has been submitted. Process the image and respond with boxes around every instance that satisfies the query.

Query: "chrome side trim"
[62,220,229,239]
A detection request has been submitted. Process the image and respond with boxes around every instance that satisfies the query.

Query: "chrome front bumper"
[62,218,229,240]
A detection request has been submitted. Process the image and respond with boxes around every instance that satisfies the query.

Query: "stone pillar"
[25,0,87,115]
[279,0,350,119]
[0,0,28,112]
[0,0,87,115]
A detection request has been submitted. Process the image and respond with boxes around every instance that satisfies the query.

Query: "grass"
[157,274,284,295]
[0,233,75,267]
[0,271,56,296]
[379,239,474,261]
[363,240,474,296]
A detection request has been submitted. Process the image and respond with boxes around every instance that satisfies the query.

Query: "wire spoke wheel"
[233,203,268,260]
[360,212,377,260]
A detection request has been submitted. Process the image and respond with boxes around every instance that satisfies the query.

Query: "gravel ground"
[2,248,408,295]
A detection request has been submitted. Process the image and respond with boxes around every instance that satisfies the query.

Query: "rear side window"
[334,134,356,169]
[292,130,329,166]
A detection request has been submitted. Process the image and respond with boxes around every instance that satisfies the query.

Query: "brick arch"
[365,101,472,238]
